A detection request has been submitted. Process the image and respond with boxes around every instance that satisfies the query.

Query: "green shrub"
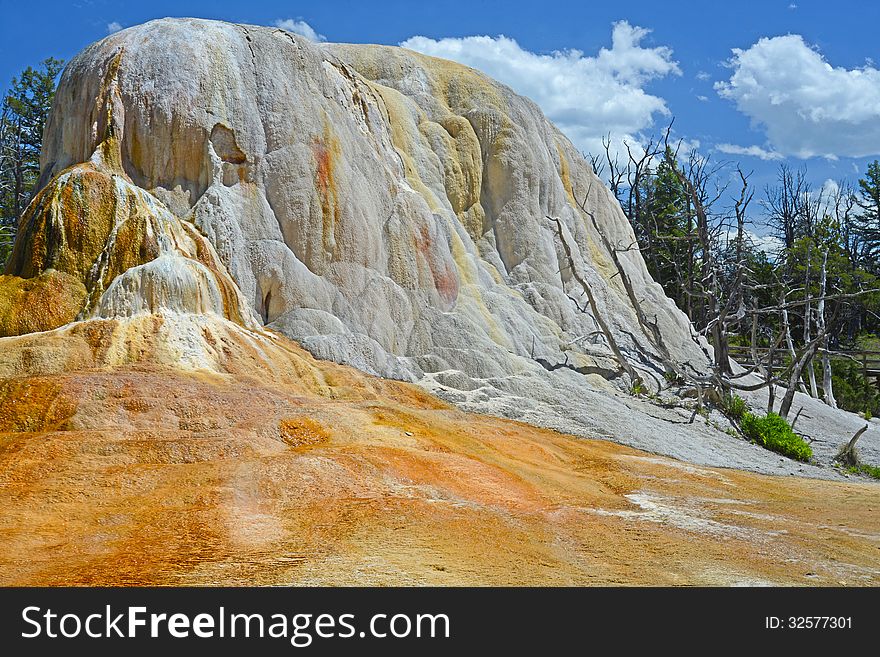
[723,394,747,422]
[663,369,683,385]
[740,412,813,462]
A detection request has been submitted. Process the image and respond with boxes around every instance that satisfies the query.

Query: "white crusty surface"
[43,17,704,380]
[36,17,878,476]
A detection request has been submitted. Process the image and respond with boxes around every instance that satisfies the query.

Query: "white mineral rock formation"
[27,17,877,475]
[43,17,706,381]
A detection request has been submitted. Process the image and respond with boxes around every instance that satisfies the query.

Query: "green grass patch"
[849,463,880,479]
[740,412,812,462]
[723,393,747,422]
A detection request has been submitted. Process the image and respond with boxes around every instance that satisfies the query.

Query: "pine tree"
[643,148,694,317]
[855,160,880,267]
[0,57,64,264]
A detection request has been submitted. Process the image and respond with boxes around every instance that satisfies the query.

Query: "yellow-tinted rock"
[1,157,256,335]
[0,270,87,337]
[7,164,117,281]
[0,376,77,432]
[0,314,878,586]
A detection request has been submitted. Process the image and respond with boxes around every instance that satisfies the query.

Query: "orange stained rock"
[0,319,878,586]
[311,125,341,262]
[0,270,87,336]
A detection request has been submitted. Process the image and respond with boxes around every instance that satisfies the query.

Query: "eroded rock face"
[4,160,256,333]
[2,18,758,469]
[3,17,879,481]
[32,17,706,387]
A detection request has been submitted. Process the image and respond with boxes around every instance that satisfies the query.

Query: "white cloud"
[788,3,798,9]
[726,228,782,256]
[748,231,783,256]
[715,35,880,159]
[696,95,709,102]
[820,178,839,198]
[814,178,851,217]
[400,21,681,156]
[695,70,711,81]
[716,143,783,161]
[675,138,702,154]
[273,18,325,42]
[107,21,122,34]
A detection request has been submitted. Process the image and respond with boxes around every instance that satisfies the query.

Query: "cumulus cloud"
[820,178,840,197]
[725,228,782,257]
[273,18,325,42]
[400,21,680,156]
[715,143,783,161]
[675,138,702,155]
[695,70,711,81]
[748,231,784,256]
[107,21,122,34]
[715,35,880,159]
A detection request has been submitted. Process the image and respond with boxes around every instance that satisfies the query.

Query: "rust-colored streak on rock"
[310,127,341,260]
[76,319,119,362]
[414,225,459,306]
[431,261,459,306]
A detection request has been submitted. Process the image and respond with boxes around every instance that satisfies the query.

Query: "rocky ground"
[419,364,880,481]
[0,18,878,586]
[0,321,877,586]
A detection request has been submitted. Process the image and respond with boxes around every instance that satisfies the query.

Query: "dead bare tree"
[803,242,818,398]
[836,424,869,468]
[546,214,644,389]
[816,249,837,408]
[581,128,876,431]
[599,134,626,202]
[662,138,733,375]
[649,142,856,421]
[765,164,813,250]
[587,151,605,179]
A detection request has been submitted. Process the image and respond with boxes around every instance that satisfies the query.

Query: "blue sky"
[1,0,879,213]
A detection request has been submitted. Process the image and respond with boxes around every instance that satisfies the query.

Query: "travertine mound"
[30,17,704,387]
[1,20,879,585]
[4,18,878,473]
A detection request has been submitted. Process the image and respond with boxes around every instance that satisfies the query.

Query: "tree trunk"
[822,346,836,409]
[548,216,643,388]
[686,199,694,322]
[585,207,669,361]
[817,250,837,408]
[780,289,806,393]
[804,243,819,398]
[836,424,868,467]
[711,310,731,375]
[779,335,825,419]
[751,313,775,413]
